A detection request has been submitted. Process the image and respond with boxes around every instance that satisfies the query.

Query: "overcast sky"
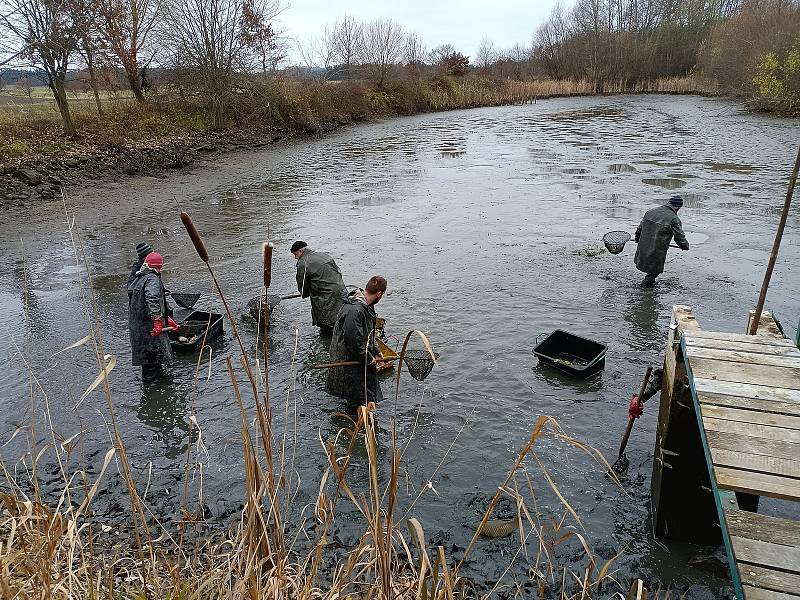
[279,0,562,62]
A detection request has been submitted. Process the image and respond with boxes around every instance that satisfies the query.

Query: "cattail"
[180,212,209,263]
[262,242,273,289]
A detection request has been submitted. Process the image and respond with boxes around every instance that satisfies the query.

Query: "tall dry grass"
[0,203,653,599]
[0,74,721,162]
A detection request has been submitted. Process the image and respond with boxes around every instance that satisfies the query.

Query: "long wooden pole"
[748,146,800,335]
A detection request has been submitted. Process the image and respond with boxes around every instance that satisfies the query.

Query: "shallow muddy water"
[1,95,799,595]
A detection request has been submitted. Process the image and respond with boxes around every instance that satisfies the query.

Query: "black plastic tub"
[532,330,607,377]
[169,310,224,352]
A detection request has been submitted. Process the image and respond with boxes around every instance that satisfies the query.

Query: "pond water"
[1,94,799,596]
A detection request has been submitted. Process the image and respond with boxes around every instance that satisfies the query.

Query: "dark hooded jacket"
[634,204,689,275]
[296,248,347,328]
[127,259,143,298]
[325,289,383,406]
[128,265,173,367]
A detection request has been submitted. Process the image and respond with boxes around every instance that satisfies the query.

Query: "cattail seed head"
[263,242,273,288]
[180,212,209,263]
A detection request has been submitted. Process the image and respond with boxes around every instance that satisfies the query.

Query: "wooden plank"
[701,405,800,431]
[716,467,800,501]
[708,430,800,463]
[711,448,800,479]
[700,393,800,418]
[686,338,800,356]
[690,358,800,391]
[740,565,800,596]
[725,509,800,547]
[743,585,800,600]
[704,417,800,444]
[689,347,800,369]
[732,535,800,573]
[695,379,800,404]
[685,330,795,346]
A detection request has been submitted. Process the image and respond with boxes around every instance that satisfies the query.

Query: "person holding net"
[634,196,690,287]
[325,276,387,408]
[292,240,347,335]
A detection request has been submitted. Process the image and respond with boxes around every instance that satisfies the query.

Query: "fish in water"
[477,518,519,538]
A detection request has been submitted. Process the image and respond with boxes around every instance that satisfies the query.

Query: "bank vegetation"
[0,0,797,164]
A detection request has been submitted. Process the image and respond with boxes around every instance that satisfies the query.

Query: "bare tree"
[404,30,426,65]
[0,0,86,135]
[330,14,363,77]
[240,0,285,74]
[296,30,335,77]
[161,0,267,127]
[96,0,160,100]
[17,74,34,101]
[362,17,404,86]
[77,30,105,114]
[475,36,496,69]
[427,43,455,65]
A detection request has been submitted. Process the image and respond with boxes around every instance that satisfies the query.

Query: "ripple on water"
[505,177,539,185]
[352,196,398,206]
[707,162,756,173]
[729,247,768,262]
[608,164,636,173]
[546,106,624,121]
[676,193,709,208]
[642,177,687,190]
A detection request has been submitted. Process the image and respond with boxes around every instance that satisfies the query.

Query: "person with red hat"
[127,251,178,383]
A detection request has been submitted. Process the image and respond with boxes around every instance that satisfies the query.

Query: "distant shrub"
[752,39,800,115]
[0,140,29,160]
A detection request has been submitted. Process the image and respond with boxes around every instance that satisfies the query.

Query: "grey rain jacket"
[634,204,689,275]
[296,248,347,327]
[128,265,173,367]
[325,289,383,406]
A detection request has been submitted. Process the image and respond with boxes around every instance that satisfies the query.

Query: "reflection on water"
[623,288,666,350]
[1,95,799,596]
[642,177,687,189]
[136,380,189,459]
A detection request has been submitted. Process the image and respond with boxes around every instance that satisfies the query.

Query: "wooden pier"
[652,306,800,600]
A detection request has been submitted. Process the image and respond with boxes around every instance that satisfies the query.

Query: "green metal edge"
[680,334,745,600]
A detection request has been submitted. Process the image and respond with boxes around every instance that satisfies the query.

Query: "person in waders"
[634,196,689,287]
[325,276,387,408]
[127,242,153,298]
[128,252,178,384]
[128,242,175,320]
[292,240,347,335]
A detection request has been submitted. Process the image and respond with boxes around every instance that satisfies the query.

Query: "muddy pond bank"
[1,94,799,595]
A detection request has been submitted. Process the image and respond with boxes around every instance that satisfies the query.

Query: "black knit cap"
[290,240,307,253]
[136,242,154,259]
[668,196,684,207]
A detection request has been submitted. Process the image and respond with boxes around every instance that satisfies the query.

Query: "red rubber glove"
[150,316,164,337]
[628,394,644,420]
[167,317,179,331]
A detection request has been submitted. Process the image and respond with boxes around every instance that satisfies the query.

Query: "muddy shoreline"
[0,90,734,208]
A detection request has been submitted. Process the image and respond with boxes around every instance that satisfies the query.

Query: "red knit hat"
[144,252,164,270]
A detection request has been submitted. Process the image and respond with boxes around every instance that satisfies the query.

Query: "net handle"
[313,356,398,369]
[603,230,682,250]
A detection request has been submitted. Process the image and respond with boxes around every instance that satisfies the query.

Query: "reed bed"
[0,74,721,162]
[0,205,647,599]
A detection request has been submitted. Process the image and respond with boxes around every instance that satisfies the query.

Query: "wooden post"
[796,318,800,350]
[651,306,720,543]
[748,146,800,335]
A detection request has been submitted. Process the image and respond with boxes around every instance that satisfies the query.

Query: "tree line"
[0,0,797,140]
